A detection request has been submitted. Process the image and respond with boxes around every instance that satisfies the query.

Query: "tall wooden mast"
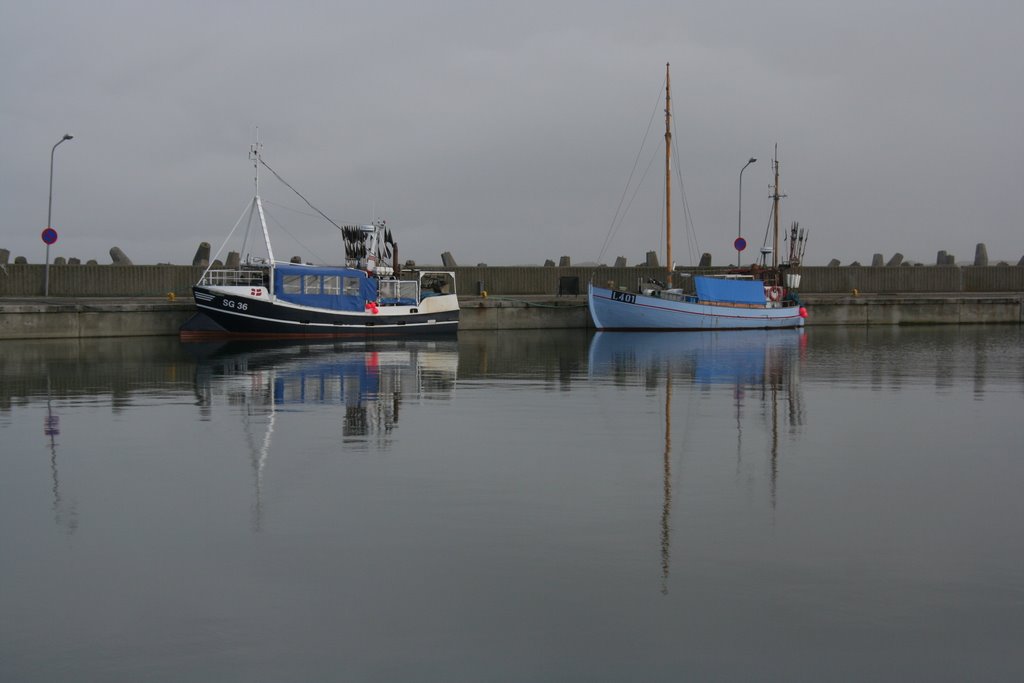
[664,63,672,279]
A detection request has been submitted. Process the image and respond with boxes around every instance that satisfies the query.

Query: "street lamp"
[737,157,756,267]
[45,133,73,297]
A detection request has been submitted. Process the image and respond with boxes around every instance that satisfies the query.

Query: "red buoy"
[799,307,808,318]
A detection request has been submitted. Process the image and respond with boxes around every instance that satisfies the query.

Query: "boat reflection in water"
[190,339,458,528]
[588,330,806,593]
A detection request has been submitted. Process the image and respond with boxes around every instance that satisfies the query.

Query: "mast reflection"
[190,340,458,530]
[588,329,806,593]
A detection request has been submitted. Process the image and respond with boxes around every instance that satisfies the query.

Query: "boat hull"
[588,284,804,330]
[181,286,459,340]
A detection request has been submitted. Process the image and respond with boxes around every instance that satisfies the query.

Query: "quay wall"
[2,263,1024,297]
[0,300,197,340]
[0,295,1019,340]
[451,265,1024,296]
[1,264,1022,339]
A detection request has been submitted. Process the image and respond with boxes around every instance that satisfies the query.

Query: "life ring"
[767,286,783,302]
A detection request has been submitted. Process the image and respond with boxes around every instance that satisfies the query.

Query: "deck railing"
[199,269,267,287]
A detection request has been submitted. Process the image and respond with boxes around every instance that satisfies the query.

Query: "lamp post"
[737,157,756,267]
[45,134,73,296]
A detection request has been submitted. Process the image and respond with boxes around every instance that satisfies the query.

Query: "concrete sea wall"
[0,294,1019,340]
[0,264,206,297]
[1,264,1022,339]
[3,263,1024,298]
[451,265,1024,296]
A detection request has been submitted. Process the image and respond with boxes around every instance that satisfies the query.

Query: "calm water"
[2,326,1023,681]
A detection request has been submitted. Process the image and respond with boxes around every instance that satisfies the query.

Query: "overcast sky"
[2,0,1021,267]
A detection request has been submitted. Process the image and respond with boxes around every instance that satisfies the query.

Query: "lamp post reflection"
[45,374,77,533]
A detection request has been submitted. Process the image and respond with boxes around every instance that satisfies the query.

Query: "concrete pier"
[0,297,196,339]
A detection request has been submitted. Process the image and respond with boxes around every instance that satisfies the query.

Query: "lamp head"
[63,134,73,141]
[749,157,757,164]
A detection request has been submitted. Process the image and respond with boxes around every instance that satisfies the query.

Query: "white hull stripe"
[196,302,456,330]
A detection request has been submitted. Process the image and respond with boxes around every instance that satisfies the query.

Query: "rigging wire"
[259,158,346,233]
[596,77,667,264]
[204,199,258,279]
[670,115,701,267]
[262,199,321,218]
[261,205,322,264]
[240,197,257,263]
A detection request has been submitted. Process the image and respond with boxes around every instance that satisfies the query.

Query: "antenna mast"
[250,130,275,266]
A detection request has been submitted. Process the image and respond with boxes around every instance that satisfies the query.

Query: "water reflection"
[0,337,195,534]
[797,325,1024,397]
[189,340,459,529]
[588,330,806,593]
[44,374,77,534]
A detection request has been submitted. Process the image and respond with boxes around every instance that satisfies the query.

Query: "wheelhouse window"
[282,275,302,294]
[343,277,361,296]
[304,275,321,295]
[323,275,341,295]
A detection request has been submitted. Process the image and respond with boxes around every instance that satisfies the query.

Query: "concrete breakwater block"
[110,247,133,265]
[192,242,211,268]
[974,243,988,267]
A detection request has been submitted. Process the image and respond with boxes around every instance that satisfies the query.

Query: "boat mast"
[770,144,783,272]
[664,62,672,280]
[251,131,275,266]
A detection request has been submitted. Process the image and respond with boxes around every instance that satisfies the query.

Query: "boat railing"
[200,269,267,287]
[378,279,420,306]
